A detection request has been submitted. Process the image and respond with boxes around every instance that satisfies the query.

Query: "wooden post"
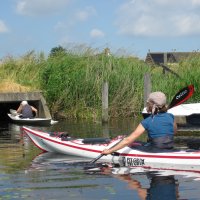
[163,53,168,74]
[102,123,109,138]
[102,82,108,123]
[164,52,167,64]
[144,73,151,106]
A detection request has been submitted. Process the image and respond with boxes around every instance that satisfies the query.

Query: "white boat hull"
[8,113,57,126]
[22,126,200,172]
[142,103,200,125]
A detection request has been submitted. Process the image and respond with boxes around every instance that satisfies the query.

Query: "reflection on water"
[0,119,200,199]
[20,152,200,200]
[110,167,200,200]
[107,171,179,200]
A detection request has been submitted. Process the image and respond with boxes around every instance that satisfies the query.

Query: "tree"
[49,46,66,57]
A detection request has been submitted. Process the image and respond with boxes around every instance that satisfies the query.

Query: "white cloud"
[0,20,9,33]
[192,0,200,6]
[116,0,200,37]
[90,29,105,38]
[16,0,70,16]
[75,6,96,21]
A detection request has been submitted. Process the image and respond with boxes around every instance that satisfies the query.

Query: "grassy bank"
[0,49,199,120]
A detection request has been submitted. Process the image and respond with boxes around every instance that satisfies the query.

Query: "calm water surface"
[1,118,200,200]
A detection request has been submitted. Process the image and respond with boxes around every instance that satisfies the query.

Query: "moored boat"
[22,126,200,172]
[142,103,200,125]
[8,113,58,126]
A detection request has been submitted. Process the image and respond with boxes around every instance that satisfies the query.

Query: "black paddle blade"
[168,85,194,109]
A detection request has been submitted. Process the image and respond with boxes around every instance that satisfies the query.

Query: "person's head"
[146,92,167,114]
[21,101,28,106]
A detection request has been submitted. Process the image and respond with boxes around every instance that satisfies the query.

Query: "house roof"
[145,52,200,65]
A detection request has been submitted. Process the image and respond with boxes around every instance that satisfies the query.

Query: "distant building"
[145,52,200,66]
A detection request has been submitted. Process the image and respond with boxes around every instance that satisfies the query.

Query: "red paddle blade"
[168,85,194,109]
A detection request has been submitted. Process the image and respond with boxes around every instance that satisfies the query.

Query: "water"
[1,119,200,200]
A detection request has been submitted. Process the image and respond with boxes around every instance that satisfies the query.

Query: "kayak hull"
[22,126,200,172]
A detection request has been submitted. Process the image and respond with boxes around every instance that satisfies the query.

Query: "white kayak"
[8,110,58,126]
[22,126,200,172]
[142,103,200,125]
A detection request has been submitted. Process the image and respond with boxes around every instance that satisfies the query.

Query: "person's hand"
[102,149,112,155]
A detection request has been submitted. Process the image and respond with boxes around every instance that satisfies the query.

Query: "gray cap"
[147,92,166,107]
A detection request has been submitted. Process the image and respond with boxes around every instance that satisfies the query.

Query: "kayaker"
[17,101,38,118]
[102,91,177,154]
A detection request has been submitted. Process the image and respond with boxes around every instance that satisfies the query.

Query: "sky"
[1,0,200,60]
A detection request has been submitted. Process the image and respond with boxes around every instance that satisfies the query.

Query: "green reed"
[0,49,199,119]
[150,55,200,104]
[0,51,45,89]
[40,52,150,119]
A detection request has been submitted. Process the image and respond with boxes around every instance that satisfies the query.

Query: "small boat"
[22,126,200,172]
[8,110,58,126]
[142,103,200,125]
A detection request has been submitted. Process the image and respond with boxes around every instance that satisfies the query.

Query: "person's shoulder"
[141,115,153,129]
[165,112,174,119]
[166,112,173,116]
[141,115,152,123]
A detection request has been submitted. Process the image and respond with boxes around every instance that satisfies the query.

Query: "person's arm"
[102,123,145,155]
[16,105,22,113]
[31,106,38,116]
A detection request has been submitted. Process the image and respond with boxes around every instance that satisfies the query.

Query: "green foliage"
[150,56,200,104]
[40,51,149,118]
[49,45,67,57]
[1,47,200,120]
[0,51,45,89]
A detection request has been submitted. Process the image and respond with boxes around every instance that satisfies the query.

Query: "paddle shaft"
[89,138,124,164]
[89,154,104,164]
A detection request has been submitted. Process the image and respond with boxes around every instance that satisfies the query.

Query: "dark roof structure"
[145,52,200,65]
